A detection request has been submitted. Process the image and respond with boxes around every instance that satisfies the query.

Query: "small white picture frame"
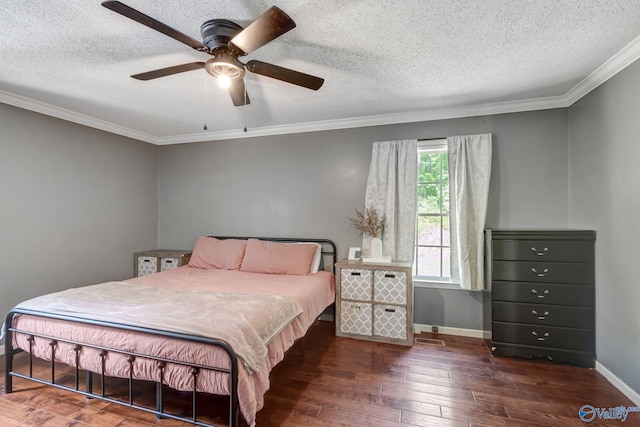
[348,247,362,261]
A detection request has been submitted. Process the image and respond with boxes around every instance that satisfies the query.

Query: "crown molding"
[0,90,156,144]
[0,90,571,145]
[156,95,569,145]
[565,33,640,105]
[2,32,640,145]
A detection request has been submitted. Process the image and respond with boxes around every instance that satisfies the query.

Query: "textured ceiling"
[2,1,640,144]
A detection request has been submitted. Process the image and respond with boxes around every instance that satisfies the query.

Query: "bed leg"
[156,381,163,419]
[156,360,166,419]
[4,313,14,394]
[86,371,93,396]
[4,346,13,394]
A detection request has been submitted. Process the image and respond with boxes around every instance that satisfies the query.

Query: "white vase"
[370,237,383,259]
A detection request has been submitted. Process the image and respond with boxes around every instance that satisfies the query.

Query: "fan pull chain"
[203,73,208,131]
[243,78,248,132]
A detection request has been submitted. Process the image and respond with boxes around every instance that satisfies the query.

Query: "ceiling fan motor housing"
[200,19,243,51]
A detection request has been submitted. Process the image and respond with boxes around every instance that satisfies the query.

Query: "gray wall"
[568,59,640,394]
[0,103,159,323]
[158,108,569,330]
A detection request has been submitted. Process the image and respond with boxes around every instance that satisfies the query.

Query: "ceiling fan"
[101,1,324,107]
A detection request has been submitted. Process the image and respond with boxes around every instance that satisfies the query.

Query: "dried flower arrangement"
[348,207,386,238]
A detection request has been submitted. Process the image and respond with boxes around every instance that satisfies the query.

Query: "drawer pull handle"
[143,259,151,263]
[384,308,396,313]
[350,305,361,310]
[531,268,549,277]
[531,331,550,341]
[531,289,549,298]
[531,310,549,320]
[384,274,396,278]
[165,260,173,264]
[350,272,361,276]
[530,247,549,256]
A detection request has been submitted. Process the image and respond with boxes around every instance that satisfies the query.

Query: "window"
[414,139,450,281]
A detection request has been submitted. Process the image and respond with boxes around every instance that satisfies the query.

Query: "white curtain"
[363,140,417,262]
[448,134,492,290]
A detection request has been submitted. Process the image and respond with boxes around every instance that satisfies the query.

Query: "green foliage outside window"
[417,151,449,214]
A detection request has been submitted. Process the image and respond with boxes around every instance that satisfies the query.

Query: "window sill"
[413,279,462,290]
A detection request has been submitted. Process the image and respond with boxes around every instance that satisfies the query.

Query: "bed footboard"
[4,308,240,427]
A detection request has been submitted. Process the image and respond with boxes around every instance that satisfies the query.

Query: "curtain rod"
[417,137,447,141]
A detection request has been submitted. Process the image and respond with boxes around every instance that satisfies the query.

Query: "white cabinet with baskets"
[336,260,413,346]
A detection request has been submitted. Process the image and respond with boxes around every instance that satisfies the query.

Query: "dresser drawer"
[373,305,407,340]
[492,282,593,306]
[341,269,372,301]
[493,302,592,328]
[373,270,407,305]
[492,240,593,262]
[340,302,372,336]
[493,322,593,351]
[492,261,592,284]
[492,343,594,368]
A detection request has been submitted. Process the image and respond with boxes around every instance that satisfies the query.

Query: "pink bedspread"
[11,266,335,425]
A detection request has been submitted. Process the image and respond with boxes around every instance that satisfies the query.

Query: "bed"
[3,236,337,427]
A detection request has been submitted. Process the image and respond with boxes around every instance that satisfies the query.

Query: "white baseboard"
[596,361,640,406]
[318,313,334,322]
[414,323,489,339]
[0,344,4,356]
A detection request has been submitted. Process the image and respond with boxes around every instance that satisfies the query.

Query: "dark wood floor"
[1,320,636,426]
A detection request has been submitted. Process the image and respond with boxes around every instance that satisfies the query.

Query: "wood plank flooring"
[1,320,636,426]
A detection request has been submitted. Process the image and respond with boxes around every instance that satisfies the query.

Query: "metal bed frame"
[4,236,337,427]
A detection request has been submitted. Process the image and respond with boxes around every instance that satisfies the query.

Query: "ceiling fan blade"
[246,60,324,90]
[228,79,250,106]
[101,1,207,51]
[131,62,205,81]
[230,6,296,55]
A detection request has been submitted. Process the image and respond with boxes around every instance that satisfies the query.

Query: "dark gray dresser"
[486,229,595,367]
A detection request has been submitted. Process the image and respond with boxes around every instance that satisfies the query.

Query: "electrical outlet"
[431,325,439,334]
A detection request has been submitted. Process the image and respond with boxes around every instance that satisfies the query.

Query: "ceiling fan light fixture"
[204,56,245,82]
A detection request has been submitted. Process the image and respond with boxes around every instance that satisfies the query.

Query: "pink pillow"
[188,237,247,270]
[240,239,317,275]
